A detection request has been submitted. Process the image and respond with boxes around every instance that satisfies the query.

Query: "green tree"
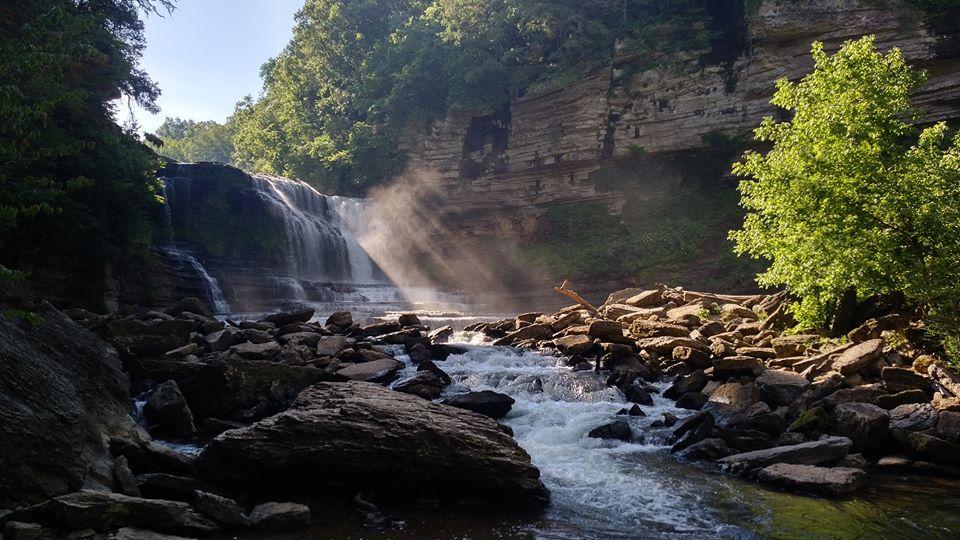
[731,36,960,354]
[153,117,235,164]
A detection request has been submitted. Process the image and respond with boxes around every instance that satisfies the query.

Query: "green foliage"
[731,36,960,354]
[0,0,171,304]
[231,0,733,194]
[152,118,234,164]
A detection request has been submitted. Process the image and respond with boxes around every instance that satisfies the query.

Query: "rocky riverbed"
[3,282,960,538]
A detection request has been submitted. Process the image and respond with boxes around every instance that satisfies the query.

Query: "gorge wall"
[389,0,960,300]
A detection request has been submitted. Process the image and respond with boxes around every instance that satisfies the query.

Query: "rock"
[677,437,733,460]
[324,311,353,328]
[712,356,764,378]
[249,502,311,531]
[397,313,421,327]
[197,418,245,443]
[417,360,452,384]
[736,347,777,359]
[554,334,595,354]
[178,359,326,421]
[164,342,199,358]
[315,335,350,357]
[756,369,809,407]
[194,490,251,528]
[443,390,515,419]
[877,389,928,409]
[832,339,884,375]
[672,346,712,369]
[336,358,403,384]
[816,385,887,409]
[164,297,214,319]
[630,320,689,338]
[588,419,632,441]
[263,309,314,326]
[230,340,281,360]
[144,380,196,439]
[427,325,454,342]
[492,324,552,346]
[429,344,469,361]
[203,327,243,352]
[832,403,889,451]
[663,370,707,400]
[839,453,868,468]
[278,331,322,348]
[621,381,654,406]
[379,328,422,345]
[717,436,852,471]
[7,490,218,536]
[406,342,432,363]
[361,321,401,337]
[136,473,204,502]
[393,370,446,400]
[888,403,938,433]
[788,407,830,433]
[113,456,140,497]
[905,432,960,466]
[847,315,908,343]
[636,336,710,355]
[676,392,709,410]
[624,289,663,307]
[881,367,932,394]
[937,411,960,442]
[757,464,865,497]
[708,383,759,410]
[110,527,196,540]
[0,292,138,505]
[197,382,547,506]
[109,438,195,476]
[771,335,818,357]
[617,404,646,416]
[670,412,715,453]
[240,328,274,344]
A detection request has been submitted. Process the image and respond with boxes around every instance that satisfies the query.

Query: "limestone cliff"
[393,0,960,294]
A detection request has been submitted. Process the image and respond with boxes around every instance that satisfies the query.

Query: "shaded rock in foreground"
[442,390,515,419]
[197,382,548,506]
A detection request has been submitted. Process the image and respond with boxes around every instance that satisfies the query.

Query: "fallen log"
[554,280,601,317]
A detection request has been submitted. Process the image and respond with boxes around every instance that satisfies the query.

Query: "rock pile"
[478,285,959,497]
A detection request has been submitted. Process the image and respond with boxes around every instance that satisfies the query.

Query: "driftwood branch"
[555,279,600,317]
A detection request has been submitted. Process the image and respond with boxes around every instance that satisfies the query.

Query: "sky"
[129,0,303,133]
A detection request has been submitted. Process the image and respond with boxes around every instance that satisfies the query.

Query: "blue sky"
[130,0,303,132]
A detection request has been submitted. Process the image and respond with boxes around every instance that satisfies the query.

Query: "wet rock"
[325,311,353,329]
[756,369,809,407]
[407,342,432,363]
[197,418,245,443]
[109,438,195,476]
[881,367,932,394]
[670,412,715,453]
[717,436,852,471]
[336,358,403,384]
[379,328,422,345]
[264,308,315,326]
[832,339,884,375]
[554,334,595,355]
[617,404,646,416]
[361,321,401,337]
[197,382,547,506]
[443,390,515,419]
[588,419,632,441]
[417,360,452,385]
[429,343,469,361]
[877,389,928,409]
[397,313,421,327]
[663,370,707,400]
[492,324,552,346]
[393,371,446,400]
[757,464,865,497]
[677,437,733,461]
[905,432,960,466]
[7,490,218,536]
[110,527,198,539]
[832,403,889,451]
[194,490,250,528]
[250,502,311,532]
[428,325,454,342]
[144,380,196,439]
[621,381,654,406]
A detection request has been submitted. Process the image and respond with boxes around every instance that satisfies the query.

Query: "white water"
[417,336,752,539]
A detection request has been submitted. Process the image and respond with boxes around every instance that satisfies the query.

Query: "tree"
[153,117,235,164]
[730,36,960,356]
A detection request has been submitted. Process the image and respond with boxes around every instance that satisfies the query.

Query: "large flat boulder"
[717,436,852,472]
[197,382,548,506]
[757,464,865,497]
[0,289,139,505]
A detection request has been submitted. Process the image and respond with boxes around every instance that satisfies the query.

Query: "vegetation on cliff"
[731,36,960,359]
[153,117,235,165]
[0,0,172,307]
[228,0,730,194]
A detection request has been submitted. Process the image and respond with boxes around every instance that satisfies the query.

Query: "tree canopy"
[153,117,235,164]
[731,36,960,356]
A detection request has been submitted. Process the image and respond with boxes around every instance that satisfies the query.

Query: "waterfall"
[159,176,231,315]
[328,196,380,284]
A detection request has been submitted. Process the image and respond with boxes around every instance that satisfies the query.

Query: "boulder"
[325,311,353,328]
[832,339,884,375]
[756,369,809,407]
[250,502,311,532]
[770,335,818,357]
[429,344,469,361]
[336,358,403,384]
[663,370,707,400]
[113,456,140,497]
[630,320,689,338]
[397,313,422,327]
[164,297,215,319]
[143,381,196,439]
[194,490,250,528]
[229,341,281,360]
[707,383,759,410]
[0,291,138,505]
[788,407,830,433]
[109,438,195,477]
[877,389,928,409]
[6,490,218,536]
[443,390,515,419]
[136,473,204,502]
[672,346,712,369]
[832,403,889,451]
[264,309,315,326]
[937,411,960,442]
[636,336,710,355]
[203,327,243,352]
[905,432,960,466]
[393,371,446,400]
[717,436,852,471]
[587,420,632,441]
[492,324,552,346]
[617,404,646,417]
[624,289,663,308]
[670,412,715,453]
[676,437,733,461]
[197,382,547,506]
[361,321,401,337]
[757,464,865,497]
[277,332,322,348]
[712,356,764,378]
[315,335,350,357]
[588,320,627,342]
[621,381,655,406]
[888,403,938,433]
[816,385,887,409]
[881,367,932,394]
[676,392,709,410]
[554,334,594,355]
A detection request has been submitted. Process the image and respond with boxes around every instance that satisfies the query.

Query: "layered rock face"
[397,0,960,259]
[0,285,139,506]
[197,381,549,506]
